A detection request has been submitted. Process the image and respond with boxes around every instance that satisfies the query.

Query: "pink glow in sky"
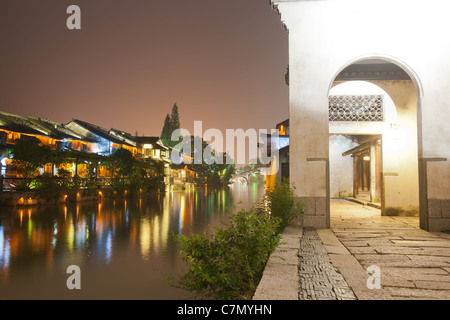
[0,0,288,137]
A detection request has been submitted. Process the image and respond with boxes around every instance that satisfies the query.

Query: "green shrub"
[263,179,305,233]
[172,181,304,300]
[173,208,281,300]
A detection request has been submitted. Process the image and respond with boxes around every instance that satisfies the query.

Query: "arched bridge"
[231,166,268,184]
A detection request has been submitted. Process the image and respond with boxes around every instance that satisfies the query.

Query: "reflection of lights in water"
[160,200,170,248]
[0,184,267,292]
[19,209,24,226]
[105,230,112,263]
[251,183,258,202]
[180,194,187,233]
[153,216,159,251]
[195,192,198,209]
[125,200,130,227]
[0,227,3,258]
[222,189,226,212]
[75,219,85,249]
[140,218,151,261]
[67,220,74,252]
[52,222,58,247]
[27,209,33,240]
[0,226,11,278]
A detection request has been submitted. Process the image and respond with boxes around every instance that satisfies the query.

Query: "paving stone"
[386,287,450,300]
[298,228,357,300]
[391,240,450,247]
[329,199,450,299]
[255,199,450,300]
[415,281,450,291]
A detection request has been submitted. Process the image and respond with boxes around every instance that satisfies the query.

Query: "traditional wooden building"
[0,111,96,179]
[66,119,140,157]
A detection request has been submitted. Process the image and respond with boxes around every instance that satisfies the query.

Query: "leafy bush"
[33,174,62,200]
[173,208,281,300]
[263,179,305,233]
[172,181,304,300]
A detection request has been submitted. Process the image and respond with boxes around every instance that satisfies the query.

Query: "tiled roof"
[134,136,168,149]
[0,111,92,141]
[70,119,136,147]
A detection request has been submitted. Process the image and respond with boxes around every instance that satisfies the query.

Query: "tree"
[188,136,235,187]
[12,136,53,179]
[160,113,172,147]
[110,147,134,178]
[160,103,182,148]
[170,103,180,132]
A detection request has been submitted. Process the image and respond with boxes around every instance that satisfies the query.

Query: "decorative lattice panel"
[329,95,383,121]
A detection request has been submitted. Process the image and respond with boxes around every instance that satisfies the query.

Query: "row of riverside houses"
[0,110,195,197]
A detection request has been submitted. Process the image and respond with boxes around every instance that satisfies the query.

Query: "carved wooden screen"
[329,95,384,121]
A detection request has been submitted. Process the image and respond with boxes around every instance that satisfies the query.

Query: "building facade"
[0,111,177,189]
[271,0,450,231]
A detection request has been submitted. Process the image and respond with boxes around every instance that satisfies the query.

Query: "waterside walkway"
[253,199,450,300]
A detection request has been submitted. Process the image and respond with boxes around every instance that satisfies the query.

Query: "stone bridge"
[231,167,267,184]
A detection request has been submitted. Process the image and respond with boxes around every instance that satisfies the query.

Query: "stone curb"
[252,226,302,300]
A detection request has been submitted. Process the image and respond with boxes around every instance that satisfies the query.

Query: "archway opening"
[328,58,421,222]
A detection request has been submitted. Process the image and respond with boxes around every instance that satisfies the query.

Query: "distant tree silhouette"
[170,103,180,132]
[160,113,172,147]
[160,103,181,148]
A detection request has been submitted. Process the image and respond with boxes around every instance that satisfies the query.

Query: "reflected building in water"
[0,183,264,299]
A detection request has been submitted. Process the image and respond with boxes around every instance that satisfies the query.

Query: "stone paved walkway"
[253,199,450,300]
[329,199,450,300]
[298,227,356,300]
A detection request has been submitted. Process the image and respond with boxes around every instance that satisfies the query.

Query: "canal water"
[0,182,265,299]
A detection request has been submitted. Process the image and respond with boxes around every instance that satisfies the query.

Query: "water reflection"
[0,182,264,299]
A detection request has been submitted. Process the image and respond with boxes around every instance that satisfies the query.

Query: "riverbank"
[0,187,165,207]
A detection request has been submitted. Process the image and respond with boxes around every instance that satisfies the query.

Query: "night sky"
[0,0,288,138]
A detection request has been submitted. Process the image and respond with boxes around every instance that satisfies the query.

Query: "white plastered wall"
[329,81,419,214]
[272,0,450,230]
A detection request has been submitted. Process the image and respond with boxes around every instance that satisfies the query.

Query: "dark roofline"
[134,136,169,150]
[276,119,289,128]
[0,111,93,142]
[71,119,135,147]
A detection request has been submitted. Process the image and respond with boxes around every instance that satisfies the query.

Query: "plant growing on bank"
[12,136,53,185]
[173,208,281,300]
[263,179,305,233]
[172,180,304,300]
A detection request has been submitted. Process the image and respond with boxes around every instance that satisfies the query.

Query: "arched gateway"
[270,0,450,231]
